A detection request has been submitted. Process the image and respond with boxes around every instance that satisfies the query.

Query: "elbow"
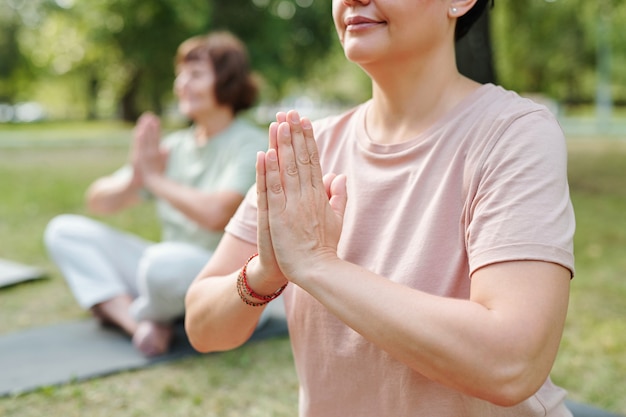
[485,384,536,408]
[478,363,550,407]
[198,219,228,233]
[184,316,213,354]
[197,198,243,232]
[184,291,214,353]
[184,307,225,354]
[184,312,251,354]
[197,215,232,233]
[184,286,253,353]
[85,190,116,215]
[86,200,112,216]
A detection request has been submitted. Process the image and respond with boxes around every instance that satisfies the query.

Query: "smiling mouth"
[344,16,384,31]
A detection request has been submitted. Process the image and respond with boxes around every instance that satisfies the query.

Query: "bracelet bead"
[236,253,287,307]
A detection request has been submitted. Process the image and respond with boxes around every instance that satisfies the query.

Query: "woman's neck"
[193,106,235,146]
[363,50,479,145]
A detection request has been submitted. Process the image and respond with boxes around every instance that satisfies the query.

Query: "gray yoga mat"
[0,259,46,288]
[0,316,288,397]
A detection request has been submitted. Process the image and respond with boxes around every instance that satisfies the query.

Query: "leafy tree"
[99,0,210,120]
[210,0,334,101]
[72,0,334,121]
[3,0,626,120]
[491,0,625,107]
[0,19,21,102]
[0,0,41,103]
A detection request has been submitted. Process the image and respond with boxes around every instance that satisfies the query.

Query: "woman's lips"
[345,15,384,31]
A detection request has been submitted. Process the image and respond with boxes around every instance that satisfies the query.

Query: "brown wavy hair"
[176,31,258,114]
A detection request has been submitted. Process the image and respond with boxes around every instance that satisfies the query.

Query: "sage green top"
[114,118,266,250]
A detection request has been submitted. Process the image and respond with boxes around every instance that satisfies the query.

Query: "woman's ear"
[448,0,478,18]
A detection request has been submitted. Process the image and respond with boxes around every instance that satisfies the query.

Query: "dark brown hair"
[455,0,494,41]
[176,31,258,114]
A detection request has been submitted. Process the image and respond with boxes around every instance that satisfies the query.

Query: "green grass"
[0,125,299,417]
[0,123,624,416]
[551,139,626,414]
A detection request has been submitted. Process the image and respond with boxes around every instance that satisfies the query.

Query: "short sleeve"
[466,109,575,277]
[224,184,258,245]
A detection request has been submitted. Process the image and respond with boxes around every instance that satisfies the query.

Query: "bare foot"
[91,295,137,336]
[132,320,173,357]
[92,309,116,328]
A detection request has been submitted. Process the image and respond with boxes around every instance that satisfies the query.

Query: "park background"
[1,0,625,416]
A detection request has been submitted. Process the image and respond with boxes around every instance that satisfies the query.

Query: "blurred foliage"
[491,0,624,106]
[0,0,625,120]
[0,0,335,120]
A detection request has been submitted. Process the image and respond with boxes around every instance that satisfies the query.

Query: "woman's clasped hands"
[130,112,169,189]
[255,110,348,288]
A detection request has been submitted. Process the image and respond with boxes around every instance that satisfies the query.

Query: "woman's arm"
[85,174,143,215]
[184,233,264,352]
[142,176,245,232]
[290,256,570,406]
[131,113,245,231]
[86,112,152,215]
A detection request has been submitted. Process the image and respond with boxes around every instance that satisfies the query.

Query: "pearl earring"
[451,7,458,14]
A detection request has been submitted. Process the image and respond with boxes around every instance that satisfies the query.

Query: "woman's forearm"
[184,236,271,353]
[142,174,243,232]
[290,257,570,406]
[86,176,142,215]
[185,272,264,352]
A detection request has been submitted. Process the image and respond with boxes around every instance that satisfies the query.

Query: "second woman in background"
[45,31,268,356]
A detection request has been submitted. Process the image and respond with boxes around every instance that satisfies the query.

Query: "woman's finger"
[276,120,301,197]
[256,151,268,213]
[300,117,323,190]
[256,151,274,258]
[270,112,287,152]
[329,174,348,221]
[284,111,314,192]
[268,122,279,152]
[264,147,285,212]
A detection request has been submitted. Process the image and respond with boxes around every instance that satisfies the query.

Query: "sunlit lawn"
[0,123,624,416]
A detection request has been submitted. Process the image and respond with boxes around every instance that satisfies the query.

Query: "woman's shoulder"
[460,84,566,162]
[454,83,563,150]
[470,84,558,123]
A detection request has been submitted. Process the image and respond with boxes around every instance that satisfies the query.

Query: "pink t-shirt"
[226,84,575,417]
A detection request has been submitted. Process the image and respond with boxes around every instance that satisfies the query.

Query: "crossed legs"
[44,215,209,356]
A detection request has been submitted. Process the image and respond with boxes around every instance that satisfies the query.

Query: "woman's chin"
[177,105,194,120]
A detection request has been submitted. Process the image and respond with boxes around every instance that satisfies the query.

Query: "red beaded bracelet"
[236,253,287,307]
[236,274,268,307]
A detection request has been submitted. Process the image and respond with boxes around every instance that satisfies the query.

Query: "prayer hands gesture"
[130,112,168,189]
[255,110,348,286]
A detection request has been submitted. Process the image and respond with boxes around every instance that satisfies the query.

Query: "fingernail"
[290,112,300,123]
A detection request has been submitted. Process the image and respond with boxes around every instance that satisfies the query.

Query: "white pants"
[44,214,212,323]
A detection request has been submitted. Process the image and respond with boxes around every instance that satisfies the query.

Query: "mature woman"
[45,31,267,357]
[186,1,576,416]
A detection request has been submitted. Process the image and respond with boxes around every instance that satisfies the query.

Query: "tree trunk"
[455,11,496,84]
[120,70,142,122]
[86,72,99,120]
